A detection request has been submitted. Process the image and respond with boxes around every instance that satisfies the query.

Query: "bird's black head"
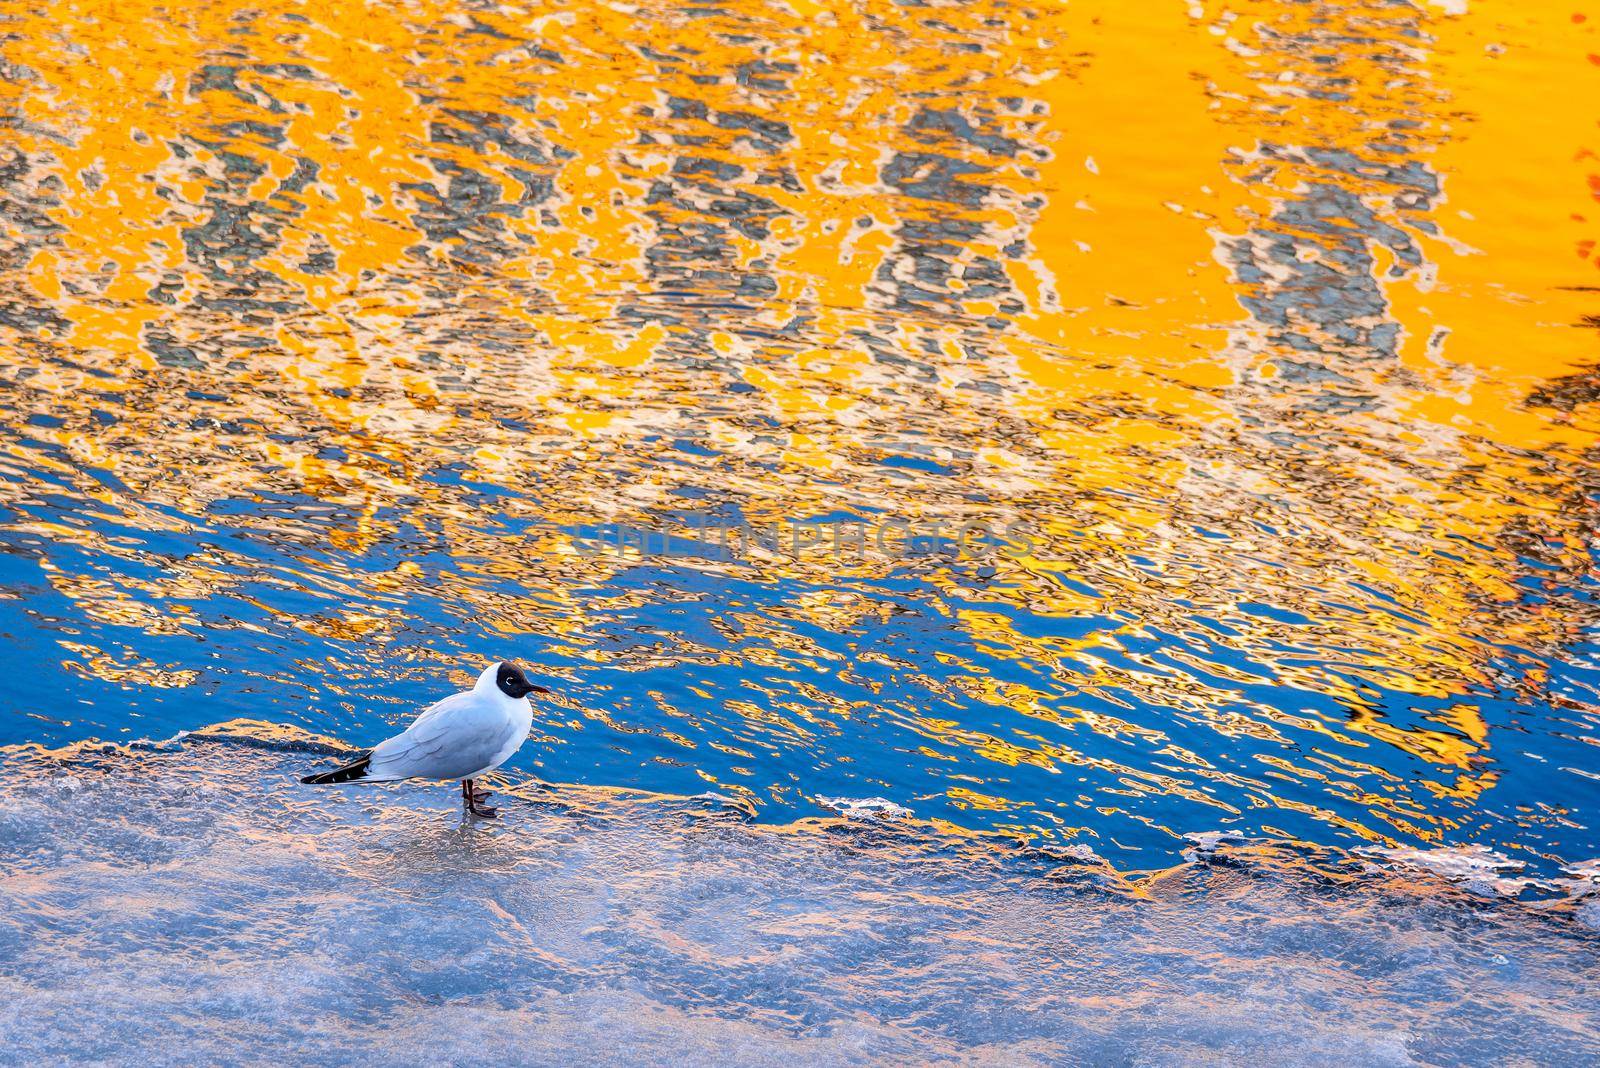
[495,661,548,700]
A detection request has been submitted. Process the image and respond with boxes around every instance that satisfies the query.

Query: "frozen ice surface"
[1,728,1598,1066]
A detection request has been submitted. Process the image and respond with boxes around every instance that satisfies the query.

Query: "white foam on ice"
[815,795,914,820]
[1183,829,1262,854]
[1358,844,1545,898]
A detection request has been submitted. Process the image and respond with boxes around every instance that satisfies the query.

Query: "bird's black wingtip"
[301,753,373,785]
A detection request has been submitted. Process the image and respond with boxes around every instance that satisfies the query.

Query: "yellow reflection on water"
[0,0,1596,854]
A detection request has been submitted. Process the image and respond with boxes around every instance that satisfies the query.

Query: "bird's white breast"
[482,694,533,773]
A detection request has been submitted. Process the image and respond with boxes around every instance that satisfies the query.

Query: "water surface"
[2,0,1599,884]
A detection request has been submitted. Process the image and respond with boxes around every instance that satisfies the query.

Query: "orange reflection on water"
[0,0,1596,861]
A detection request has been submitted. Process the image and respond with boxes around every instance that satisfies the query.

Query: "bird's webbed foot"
[462,779,499,818]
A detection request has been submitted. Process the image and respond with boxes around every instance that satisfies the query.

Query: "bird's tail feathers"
[300,752,374,785]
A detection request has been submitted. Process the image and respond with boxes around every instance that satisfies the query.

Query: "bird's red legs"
[461,778,498,819]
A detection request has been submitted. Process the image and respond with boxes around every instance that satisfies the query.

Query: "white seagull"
[301,661,548,818]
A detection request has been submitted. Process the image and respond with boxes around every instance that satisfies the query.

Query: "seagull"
[300,661,548,818]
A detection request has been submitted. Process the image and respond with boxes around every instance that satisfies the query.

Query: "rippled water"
[3,0,1600,947]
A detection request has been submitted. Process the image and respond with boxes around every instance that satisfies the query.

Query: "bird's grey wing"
[367,695,506,781]
[400,689,472,735]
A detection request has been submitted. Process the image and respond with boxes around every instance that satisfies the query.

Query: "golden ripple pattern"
[0,0,1597,870]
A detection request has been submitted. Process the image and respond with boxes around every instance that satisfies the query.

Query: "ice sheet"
[1,729,1597,1066]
